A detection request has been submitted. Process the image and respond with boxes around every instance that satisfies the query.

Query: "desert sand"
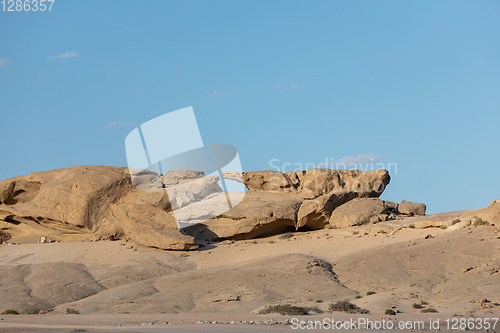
[1,166,499,332]
[1,216,499,331]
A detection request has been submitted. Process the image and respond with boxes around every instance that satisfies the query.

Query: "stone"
[243,169,390,200]
[165,176,222,210]
[329,198,387,228]
[383,201,398,213]
[296,191,358,230]
[398,200,426,216]
[222,172,244,184]
[0,166,197,250]
[184,192,302,241]
[163,170,204,186]
[244,171,296,193]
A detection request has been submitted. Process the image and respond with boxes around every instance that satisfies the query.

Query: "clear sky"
[1,0,499,214]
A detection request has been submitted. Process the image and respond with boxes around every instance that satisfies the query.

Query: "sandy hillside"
[1,213,499,319]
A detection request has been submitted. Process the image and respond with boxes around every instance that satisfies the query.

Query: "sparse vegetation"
[353,231,360,235]
[421,307,438,313]
[421,300,428,305]
[66,308,80,315]
[473,217,489,226]
[259,304,322,316]
[385,309,396,315]
[412,303,423,309]
[25,311,38,314]
[328,300,369,314]
[1,309,19,315]
[408,224,415,229]
[452,219,461,225]
[441,225,448,229]
[355,295,363,299]
[367,291,376,295]
[279,232,295,240]
[378,230,387,234]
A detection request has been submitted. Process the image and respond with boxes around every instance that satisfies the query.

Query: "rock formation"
[0,166,197,250]
[0,165,444,249]
[398,200,426,216]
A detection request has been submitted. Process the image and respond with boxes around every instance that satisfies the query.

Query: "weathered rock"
[222,172,244,184]
[296,191,358,230]
[289,169,343,199]
[0,166,197,250]
[398,200,426,216]
[329,198,387,228]
[163,170,204,186]
[184,192,302,241]
[243,171,296,193]
[244,169,390,200]
[383,201,398,213]
[96,201,197,250]
[0,166,132,229]
[165,176,222,210]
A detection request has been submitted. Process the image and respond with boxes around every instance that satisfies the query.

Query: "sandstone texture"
[0,166,196,250]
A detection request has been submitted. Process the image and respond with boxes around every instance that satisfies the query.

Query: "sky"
[0,0,499,214]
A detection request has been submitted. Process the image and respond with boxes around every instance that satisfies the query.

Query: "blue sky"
[1,0,499,214]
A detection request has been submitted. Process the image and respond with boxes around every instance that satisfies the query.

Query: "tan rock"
[96,201,197,250]
[243,169,390,200]
[399,200,426,216]
[184,192,302,241]
[0,166,197,250]
[329,198,387,228]
[243,171,296,193]
[163,169,204,186]
[296,191,357,230]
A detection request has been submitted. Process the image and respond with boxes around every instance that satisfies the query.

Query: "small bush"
[366,291,376,295]
[25,311,38,314]
[452,219,460,225]
[378,230,387,234]
[441,225,448,229]
[421,307,438,313]
[473,217,489,226]
[1,309,19,315]
[355,295,363,299]
[421,300,428,305]
[328,300,369,314]
[66,308,80,315]
[259,304,319,316]
[408,224,415,229]
[353,231,360,235]
[385,309,396,315]
[279,232,295,240]
[412,303,423,309]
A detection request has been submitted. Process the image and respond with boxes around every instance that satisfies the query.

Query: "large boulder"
[0,166,197,250]
[243,171,296,193]
[184,192,302,241]
[329,198,387,228]
[243,169,390,199]
[0,166,132,229]
[398,200,426,216]
[296,191,358,230]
